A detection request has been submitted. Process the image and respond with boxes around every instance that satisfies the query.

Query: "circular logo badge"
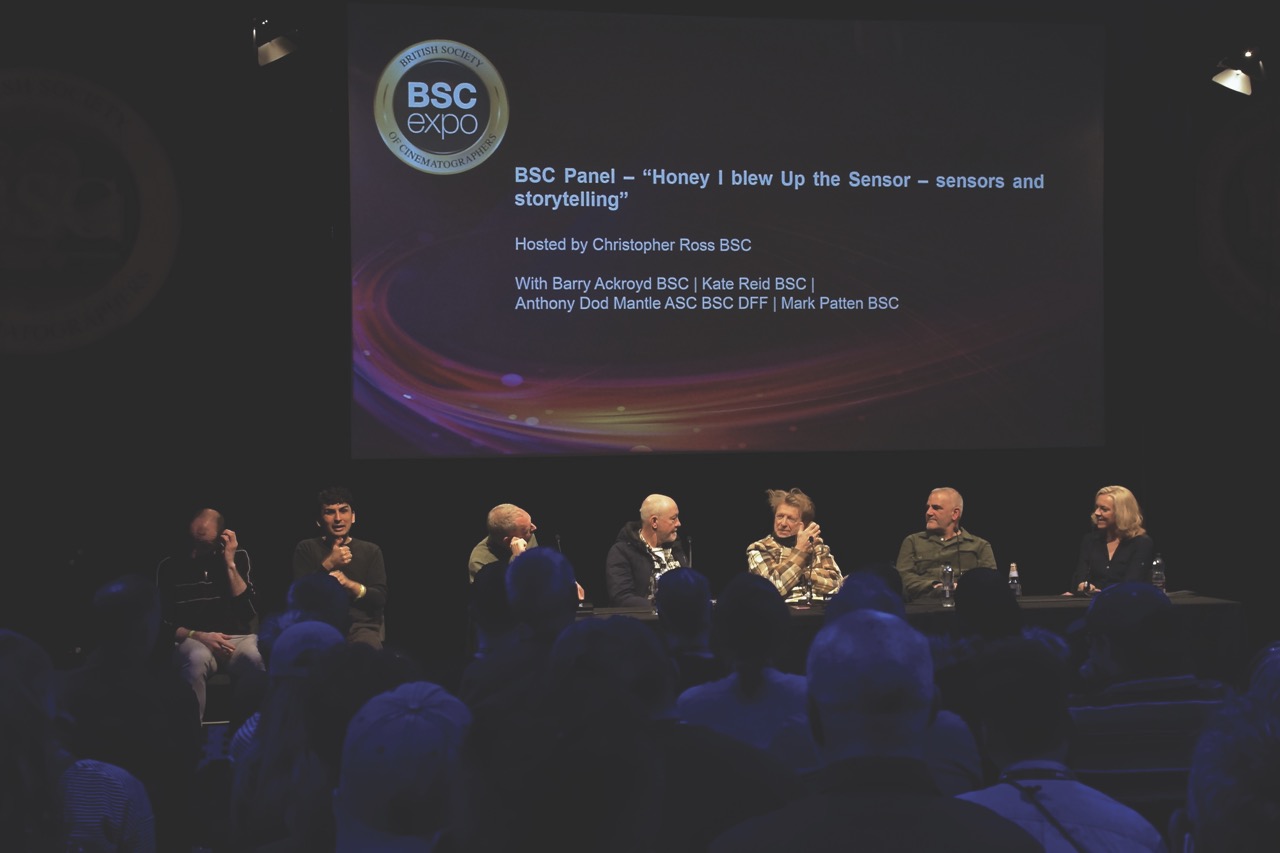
[373,40,508,175]
[0,68,180,353]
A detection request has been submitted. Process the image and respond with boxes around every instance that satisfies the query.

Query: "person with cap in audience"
[333,681,472,851]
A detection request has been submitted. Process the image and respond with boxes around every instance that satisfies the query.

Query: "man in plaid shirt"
[745,487,843,602]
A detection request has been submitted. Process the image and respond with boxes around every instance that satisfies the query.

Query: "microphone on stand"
[686,534,694,568]
[555,533,563,552]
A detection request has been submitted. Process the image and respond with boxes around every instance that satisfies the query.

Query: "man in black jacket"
[605,493,688,608]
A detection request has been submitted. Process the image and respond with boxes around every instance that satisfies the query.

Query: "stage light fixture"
[1212,48,1265,96]
[254,12,302,67]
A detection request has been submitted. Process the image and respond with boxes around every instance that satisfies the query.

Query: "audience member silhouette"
[1182,688,1280,853]
[931,566,1070,757]
[456,613,797,853]
[305,639,424,785]
[2,628,157,852]
[456,545,580,717]
[1241,639,1280,702]
[655,566,729,693]
[709,610,1041,852]
[771,568,985,794]
[454,547,583,848]
[823,566,908,622]
[1067,581,1228,834]
[676,571,807,753]
[465,561,517,662]
[228,620,346,852]
[229,572,357,734]
[332,681,473,852]
[57,573,202,853]
[956,636,1165,851]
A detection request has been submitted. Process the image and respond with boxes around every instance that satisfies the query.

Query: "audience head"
[824,568,906,622]
[548,615,678,724]
[1092,485,1146,539]
[269,620,346,681]
[765,487,815,526]
[711,571,791,674]
[0,628,56,718]
[1245,641,1280,703]
[970,637,1074,765]
[953,566,1023,641]
[1076,580,1183,683]
[852,560,905,600]
[1185,692,1280,853]
[655,567,713,643]
[89,573,163,658]
[333,681,472,849]
[468,562,517,652]
[806,610,935,761]
[0,630,62,844]
[286,571,354,636]
[504,546,579,640]
[307,641,424,777]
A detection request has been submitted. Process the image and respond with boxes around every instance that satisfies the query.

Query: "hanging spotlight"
[253,11,303,67]
[1212,48,1265,96]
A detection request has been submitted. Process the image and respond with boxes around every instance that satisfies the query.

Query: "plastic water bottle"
[941,563,955,608]
[1150,554,1166,594]
[1008,562,1022,598]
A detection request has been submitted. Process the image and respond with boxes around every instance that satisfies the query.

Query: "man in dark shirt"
[292,486,388,647]
[155,506,263,721]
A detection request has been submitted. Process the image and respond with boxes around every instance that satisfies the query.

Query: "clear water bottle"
[1008,562,1022,598]
[941,563,955,608]
[1150,554,1166,594]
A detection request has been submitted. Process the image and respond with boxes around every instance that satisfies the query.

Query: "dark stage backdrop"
[1,1,1274,685]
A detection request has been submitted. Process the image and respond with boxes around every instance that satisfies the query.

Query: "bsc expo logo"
[374,40,508,175]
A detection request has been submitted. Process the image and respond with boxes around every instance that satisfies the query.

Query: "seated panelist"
[745,487,843,602]
[1069,485,1154,595]
[896,487,996,602]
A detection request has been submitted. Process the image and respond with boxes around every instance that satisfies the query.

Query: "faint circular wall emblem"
[373,40,508,175]
[0,68,179,353]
